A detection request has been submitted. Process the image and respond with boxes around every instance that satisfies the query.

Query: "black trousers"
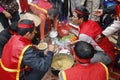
[0,11,20,29]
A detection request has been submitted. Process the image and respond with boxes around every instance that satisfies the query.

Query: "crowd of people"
[0,0,120,80]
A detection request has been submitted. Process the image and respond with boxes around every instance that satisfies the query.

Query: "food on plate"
[38,42,48,50]
[60,34,77,42]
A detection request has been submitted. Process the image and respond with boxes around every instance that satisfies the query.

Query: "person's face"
[72,12,83,25]
[29,28,36,41]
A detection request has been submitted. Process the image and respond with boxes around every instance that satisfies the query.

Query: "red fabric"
[75,56,91,63]
[30,1,53,39]
[37,0,52,11]
[65,63,108,80]
[19,0,29,12]
[116,4,120,20]
[74,9,88,16]
[18,22,35,28]
[57,23,70,37]
[0,6,4,12]
[68,23,80,36]
[0,35,31,80]
[79,20,115,60]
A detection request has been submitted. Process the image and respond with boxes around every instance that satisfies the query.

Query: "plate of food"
[38,42,48,50]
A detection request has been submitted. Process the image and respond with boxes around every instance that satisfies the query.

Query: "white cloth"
[79,34,103,51]
[102,19,120,36]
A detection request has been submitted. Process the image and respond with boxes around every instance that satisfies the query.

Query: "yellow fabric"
[61,71,67,80]
[0,59,18,72]
[29,3,47,14]
[16,44,32,80]
[100,62,109,80]
[0,45,32,80]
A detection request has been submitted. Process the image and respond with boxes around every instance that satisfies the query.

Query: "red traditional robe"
[63,62,108,80]
[0,35,32,80]
[79,20,115,61]
[29,0,58,39]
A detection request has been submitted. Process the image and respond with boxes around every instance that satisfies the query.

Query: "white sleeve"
[79,34,104,51]
[79,34,93,43]
[102,20,120,37]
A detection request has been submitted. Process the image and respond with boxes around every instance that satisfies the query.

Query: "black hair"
[75,6,89,21]
[103,5,116,14]
[118,1,120,6]
[17,19,35,36]
[48,7,59,18]
[9,22,18,32]
[74,41,95,59]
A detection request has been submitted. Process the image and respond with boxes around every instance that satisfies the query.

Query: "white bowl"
[49,31,58,38]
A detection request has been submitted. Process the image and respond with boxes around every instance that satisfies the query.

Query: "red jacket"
[0,35,32,80]
[63,62,108,80]
[79,20,115,60]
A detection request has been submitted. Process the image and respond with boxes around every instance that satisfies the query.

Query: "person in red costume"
[0,19,55,80]
[70,6,116,65]
[58,41,108,80]
[29,0,58,40]
[19,0,29,13]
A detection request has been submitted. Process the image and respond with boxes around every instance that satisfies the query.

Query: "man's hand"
[3,10,12,19]
[48,44,56,52]
[95,34,105,42]
[43,44,56,55]
[93,9,103,17]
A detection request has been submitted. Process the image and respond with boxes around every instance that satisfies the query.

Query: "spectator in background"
[94,0,120,69]
[61,0,86,21]
[0,0,20,29]
[103,0,116,8]
[94,0,120,42]
[98,5,116,30]
[84,0,101,21]
[50,0,63,21]
[58,41,108,80]
[0,22,18,57]
[0,19,55,80]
